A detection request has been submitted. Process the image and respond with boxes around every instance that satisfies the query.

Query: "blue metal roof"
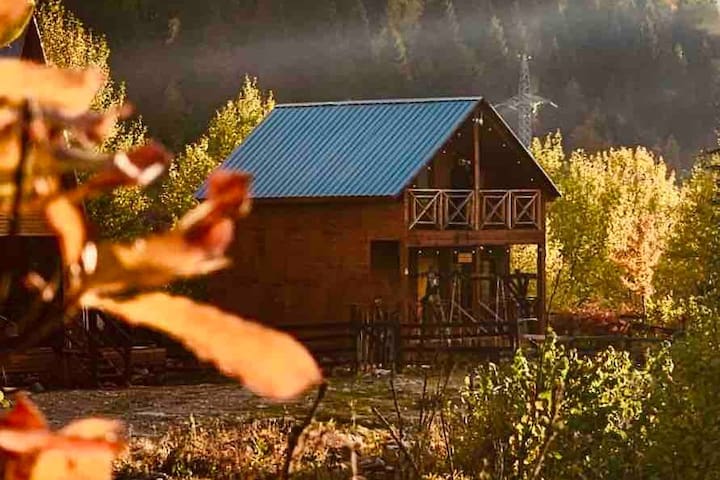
[197,97,481,199]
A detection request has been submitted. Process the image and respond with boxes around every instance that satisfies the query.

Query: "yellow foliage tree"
[37,0,150,240]
[160,76,274,222]
[531,134,680,313]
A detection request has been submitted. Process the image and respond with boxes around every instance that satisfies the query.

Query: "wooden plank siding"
[208,199,406,326]
[0,212,53,236]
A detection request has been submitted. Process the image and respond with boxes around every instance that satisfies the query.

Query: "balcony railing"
[408,189,541,231]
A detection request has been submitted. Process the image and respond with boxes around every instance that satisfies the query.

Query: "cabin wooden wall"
[207,199,405,326]
[410,121,475,190]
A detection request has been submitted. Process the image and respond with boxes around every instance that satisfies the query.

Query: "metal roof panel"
[197,97,480,199]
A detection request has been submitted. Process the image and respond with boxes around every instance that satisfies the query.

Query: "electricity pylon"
[495,53,558,147]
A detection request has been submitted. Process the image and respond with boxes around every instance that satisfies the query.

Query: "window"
[370,240,400,276]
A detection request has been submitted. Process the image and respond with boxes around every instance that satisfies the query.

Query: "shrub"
[642,300,720,479]
[448,334,672,479]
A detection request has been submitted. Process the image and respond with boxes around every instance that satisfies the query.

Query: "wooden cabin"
[199,98,560,341]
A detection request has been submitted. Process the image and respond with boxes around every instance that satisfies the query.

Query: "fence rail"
[276,308,679,373]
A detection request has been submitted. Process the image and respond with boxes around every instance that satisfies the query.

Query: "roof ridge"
[275,97,483,108]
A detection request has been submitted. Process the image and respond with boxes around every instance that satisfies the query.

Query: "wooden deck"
[406,188,545,246]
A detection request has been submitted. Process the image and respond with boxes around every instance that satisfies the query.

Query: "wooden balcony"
[408,189,542,231]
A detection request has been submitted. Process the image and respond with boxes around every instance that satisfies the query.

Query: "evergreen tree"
[54,0,720,170]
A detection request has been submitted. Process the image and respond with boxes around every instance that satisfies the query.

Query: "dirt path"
[30,369,467,437]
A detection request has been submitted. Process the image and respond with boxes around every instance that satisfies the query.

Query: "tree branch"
[371,406,422,478]
[280,381,327,480]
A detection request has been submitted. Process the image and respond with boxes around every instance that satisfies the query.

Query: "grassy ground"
[31,367,468,436]
[26,367,470,479]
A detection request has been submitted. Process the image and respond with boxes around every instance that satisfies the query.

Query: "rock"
[30,382,44,393]
[136,411,167,418]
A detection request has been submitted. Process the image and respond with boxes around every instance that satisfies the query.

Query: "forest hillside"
[63,0,720,172]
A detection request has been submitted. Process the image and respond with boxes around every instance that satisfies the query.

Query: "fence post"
[350,305,361,374]
[89,314,99,387]
[393,307,403,372]
[122,324,132,386]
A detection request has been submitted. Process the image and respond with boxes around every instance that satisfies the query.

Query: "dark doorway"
[370,240,401,301]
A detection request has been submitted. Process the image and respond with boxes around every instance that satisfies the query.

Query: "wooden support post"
[472,245,482,323]
[400,244,409,322]
[401,190,410,319]
[537,243,546,334]
[473,114,481,229]
[350,305,360,374]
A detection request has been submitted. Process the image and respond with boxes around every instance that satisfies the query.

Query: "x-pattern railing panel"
[409,189,442,229]
[408,189,541,231]
[480,190,510,228]
[442,190,474,228]
[511,190,540,228]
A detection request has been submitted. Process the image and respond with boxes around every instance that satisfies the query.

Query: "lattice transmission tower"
[495,53,557,147]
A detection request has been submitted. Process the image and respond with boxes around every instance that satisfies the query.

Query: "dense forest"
[62,0,720,172]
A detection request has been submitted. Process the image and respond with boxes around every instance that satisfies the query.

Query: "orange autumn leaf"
[74,171,250,296]
[0,1,34,48]
[0,118,21,173]
[82,142,172,192]
[0,394,125,480]
[0,393,47,431]
[83,292,322,400]
[180,170,252,234]
[0,60,105,115]
[55,103,133,147]
[79,233,230,297]
[179,170,251,256]
[44,196,86,268]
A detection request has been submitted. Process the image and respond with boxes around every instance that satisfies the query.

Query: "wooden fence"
[275,309,679,373]
[274,304,518,372]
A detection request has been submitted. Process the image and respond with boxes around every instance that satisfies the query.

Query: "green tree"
[452,335,672,478]
[653,154,720,316]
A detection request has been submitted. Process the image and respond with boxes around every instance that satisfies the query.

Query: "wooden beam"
[473,112,481,228]
[400,190,410,323]
[407,228,545,247]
